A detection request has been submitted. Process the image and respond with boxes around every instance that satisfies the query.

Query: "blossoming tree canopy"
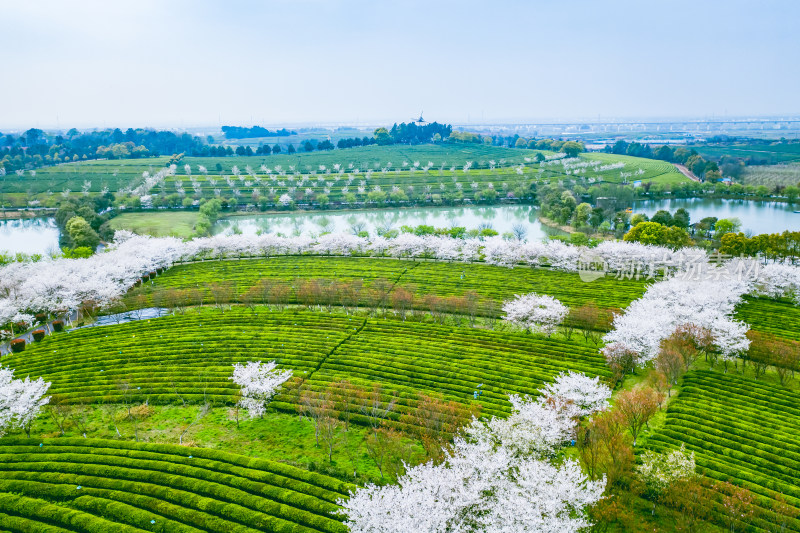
[0,367,51,437]
[542,371,612,418]
[501,293,569,335]
[338,378,606,533]
[636,444,696,497]
[602,271,753,366]
[229,361,292,418]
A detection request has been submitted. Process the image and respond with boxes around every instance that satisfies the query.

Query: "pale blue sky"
[1,0,798,129]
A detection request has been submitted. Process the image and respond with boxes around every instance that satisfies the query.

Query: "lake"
[2,199,798,255]
[633,198,800,235]
[0,217,60,255]
[213,205,563,240]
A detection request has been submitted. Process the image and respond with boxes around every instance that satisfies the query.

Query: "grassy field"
[109,211,200,238]
[578,153,687,185]
[690,142,800,166]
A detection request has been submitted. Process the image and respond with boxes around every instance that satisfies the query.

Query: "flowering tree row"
[0,230,722,325]
[601,260,800,369]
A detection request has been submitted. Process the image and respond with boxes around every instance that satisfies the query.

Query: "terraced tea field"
[3,309,352,405]
[296,319,610,420]
[5,146,688,206]
[736,296,800,341]
[5,308,608,426]
[0,438,352,533]
[124,256,648,318]
[647,370,800,531]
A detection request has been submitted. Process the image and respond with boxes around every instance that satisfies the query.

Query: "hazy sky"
[2,0,798,129]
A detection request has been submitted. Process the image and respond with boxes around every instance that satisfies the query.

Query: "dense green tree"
[623,221,690,249]
[672,208,690,229]
[650,210,673,227]
[374,128,393,146]
[654,145,674,161]
[561,141,584,157]
[65,216,100,249]
[573,202,593,228]
[715,218,742,236]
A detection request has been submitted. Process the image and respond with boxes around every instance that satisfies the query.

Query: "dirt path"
[674,163,701,182]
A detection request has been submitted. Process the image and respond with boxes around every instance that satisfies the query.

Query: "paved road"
[674,163,701,182]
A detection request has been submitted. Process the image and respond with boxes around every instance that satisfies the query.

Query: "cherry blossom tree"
[637,444,695,502]
[339,374,606,532]
[0,367,51,437]
[229,361,292,419]
[502,293,568,335]
[482,394,578,456]
[602,273,752,365]
[542,371,612,418]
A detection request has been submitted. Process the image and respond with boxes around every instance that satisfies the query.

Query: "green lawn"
[109,211,199,238]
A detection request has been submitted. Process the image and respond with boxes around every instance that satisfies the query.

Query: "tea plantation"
[123,256,648,318]
[3,256,800,532]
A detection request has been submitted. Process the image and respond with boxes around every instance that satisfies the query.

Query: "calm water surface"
[633,198,800,235]
[0,217,60,255]
[2,200,798,255]
[214,205,563,240]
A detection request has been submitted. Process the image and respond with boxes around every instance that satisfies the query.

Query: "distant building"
[595,197,617,209]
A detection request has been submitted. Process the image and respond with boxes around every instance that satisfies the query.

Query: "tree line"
[720,230,800,263]
[221,126,295,139]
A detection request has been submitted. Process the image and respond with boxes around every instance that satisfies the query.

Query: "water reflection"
[213,205,558,240]
[634,198,800,235]
[0,217,60,255]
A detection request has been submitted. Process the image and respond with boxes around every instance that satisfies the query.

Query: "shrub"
[52,320,64,332]
[34,313,47,323]
[32,330,46,342]
[10,339,25,353]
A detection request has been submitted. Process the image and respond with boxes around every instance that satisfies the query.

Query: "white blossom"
[0,367,51,436]
[542,371,612,418]
[229,361,291,419]
[502,293,568,335]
